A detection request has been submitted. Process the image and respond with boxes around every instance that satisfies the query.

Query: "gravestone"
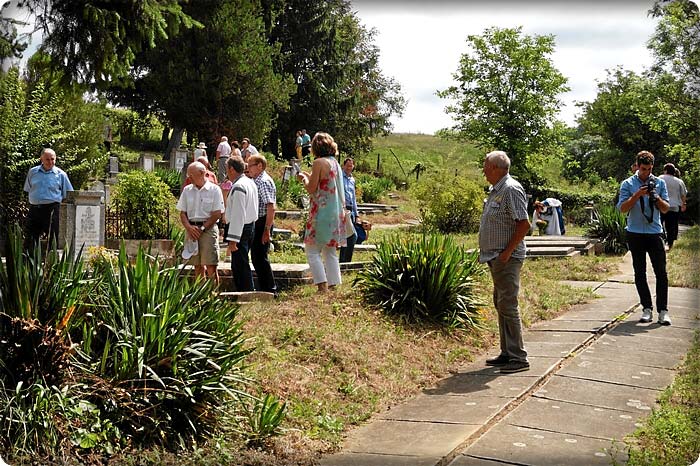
[139,153,155,172]
[62,191,105,258]
[108,156,119,178]
[170,149,190,172]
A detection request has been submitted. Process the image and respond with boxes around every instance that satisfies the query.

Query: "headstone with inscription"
[108,156,119,178]
[62,191,105,258]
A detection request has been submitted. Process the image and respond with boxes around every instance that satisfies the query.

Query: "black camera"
[644,176,658,202]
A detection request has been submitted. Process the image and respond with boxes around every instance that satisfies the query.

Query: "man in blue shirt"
[617,150,671,325]
[339,158,359,263]
[23,148,74,249]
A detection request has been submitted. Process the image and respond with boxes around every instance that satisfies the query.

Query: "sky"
[351,0,661,134]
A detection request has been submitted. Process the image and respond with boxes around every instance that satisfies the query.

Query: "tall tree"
[18,0,198,87]
[106,0,294,157]
[438,27,569,182]
[575,68,672,181]
[266,0,404,158]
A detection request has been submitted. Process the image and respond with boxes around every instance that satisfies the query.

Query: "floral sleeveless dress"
[304,156,347,248]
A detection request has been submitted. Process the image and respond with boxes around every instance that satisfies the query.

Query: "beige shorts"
[188,225,219,266]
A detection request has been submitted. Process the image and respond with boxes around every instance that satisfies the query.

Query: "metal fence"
[105,207,170,239]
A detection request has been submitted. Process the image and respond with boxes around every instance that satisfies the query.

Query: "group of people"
[294,129,312,160]
[21,142,688,378]
[480,149,686,375]
[178,131,367,295]
[177,143,277,294]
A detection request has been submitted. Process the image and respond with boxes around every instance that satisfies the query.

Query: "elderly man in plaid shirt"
[479,151,531,374]
[246,154,277,294]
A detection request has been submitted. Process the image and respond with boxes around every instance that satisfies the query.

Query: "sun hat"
[197,142,207,149]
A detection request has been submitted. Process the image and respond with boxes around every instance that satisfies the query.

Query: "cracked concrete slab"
[533,374,660,413]
[518,341,579,358]
[378,394,510,425]
[595,333,690,358]
[455,423,627,466]
[503,397,641,440]
[342,420,478,457]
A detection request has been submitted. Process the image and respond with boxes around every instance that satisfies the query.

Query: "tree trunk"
[160,127,170,157]
[164,127,184,160]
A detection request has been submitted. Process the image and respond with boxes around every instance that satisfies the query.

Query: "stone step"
[526,246,576,256]
[275,210,303,219]
[358,203,399,211]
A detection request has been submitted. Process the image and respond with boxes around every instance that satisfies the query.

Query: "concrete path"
[321,253,699,466]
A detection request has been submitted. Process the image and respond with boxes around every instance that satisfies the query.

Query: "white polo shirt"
[176,180,225,222]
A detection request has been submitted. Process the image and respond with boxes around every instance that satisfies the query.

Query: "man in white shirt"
[177,161,225,284]
[225,156,259,291]
[216,136,232,182]
[659,163,687,249]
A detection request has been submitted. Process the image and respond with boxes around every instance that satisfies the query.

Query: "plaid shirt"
[254,170,276,219]
[478,174,529,263]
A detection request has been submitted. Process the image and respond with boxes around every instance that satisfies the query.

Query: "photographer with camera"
[618,151,671,325]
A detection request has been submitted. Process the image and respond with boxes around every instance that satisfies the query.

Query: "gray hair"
[221,136,228,142]
[485,151,510,170]
[227,155,245,173]
[41,148,56,158]
[188,161,206,175]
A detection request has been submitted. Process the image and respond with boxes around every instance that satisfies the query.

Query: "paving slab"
[448,456,513,465]
[320,452,439,466]
[511,341,578,358]
[521,330,590,345]
[456,424,627,466]
[342,420,478,457]
[534,375,660,413]
[580,346,685,369]
[529,319,609,332]
[504,397,641,440]
[456,356,559,380]
[596,333,690,358]
[378,394,510,425]
[423,371,540,398]
[667,315,700,330]
[556,355,676,390]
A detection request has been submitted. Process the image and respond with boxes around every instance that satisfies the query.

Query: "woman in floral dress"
[297,132,348,292]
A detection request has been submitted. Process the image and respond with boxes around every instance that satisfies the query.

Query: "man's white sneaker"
[657,310,671,326]
[640,308,653,323]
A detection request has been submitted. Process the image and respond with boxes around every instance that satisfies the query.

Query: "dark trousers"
[660,210,680,246]
[339,210,356,263]
[231,222,255,291]
[627,231,668,311]
[252,216,277,293]
[24,203,60,250]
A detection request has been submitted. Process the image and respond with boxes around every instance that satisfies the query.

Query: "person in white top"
[177,161,225,284]
[659,163,687,248]
[225,156,259,291]
[194,142,207,161]
[216,136,232,182]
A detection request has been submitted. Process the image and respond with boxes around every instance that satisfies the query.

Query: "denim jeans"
[627,231,668,311]
[231,222,255,291]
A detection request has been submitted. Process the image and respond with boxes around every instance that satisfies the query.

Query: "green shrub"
[73,248,253,447]
[110,170,173,239]
[354,234,485,330]
[586,204,628,254]
[355,173,394,203]
[154,167,182,195]
[275,177,307,210]
[413,174,484,233]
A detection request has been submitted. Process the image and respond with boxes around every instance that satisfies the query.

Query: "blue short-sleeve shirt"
[617,173,668,234]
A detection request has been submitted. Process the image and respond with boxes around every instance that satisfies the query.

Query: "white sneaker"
[640,308,653,323]
[657,310,671,326]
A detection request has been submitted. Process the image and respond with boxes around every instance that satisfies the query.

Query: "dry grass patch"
[667,225,700,289]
